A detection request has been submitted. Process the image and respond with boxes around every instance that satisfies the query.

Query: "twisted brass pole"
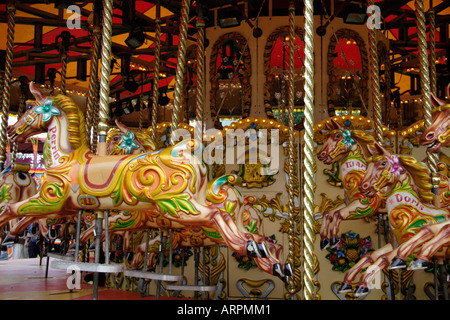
[10,89,24,165]
[170,0,191,145]
[86,26,102,150]
[368,0,383,144]
[302,0,316,300]
[415,0,440,204]
[287,2,297,296]
[428,9,436,96]
[61,53,68,95]
[97,0,114,156]
[0,2,16,169]
[194,16,206,144]
[150,18,162,146]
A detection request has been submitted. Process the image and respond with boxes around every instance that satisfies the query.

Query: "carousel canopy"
[0,0,449,129]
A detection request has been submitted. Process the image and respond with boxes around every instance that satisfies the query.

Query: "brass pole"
[0,1,16,169]
[97,0,114,156]
[170,0,191,145]
[150,4,162,146]
[302,0,316,300]
[287,1,297,296]
[368,0,383,144]
[415,0,440,206]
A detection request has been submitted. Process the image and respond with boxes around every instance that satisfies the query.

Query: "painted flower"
[325,232,374,272]
[341,129,356,147]
[119,132,140,154]
[34,98,60,121]
[388,155,404,176]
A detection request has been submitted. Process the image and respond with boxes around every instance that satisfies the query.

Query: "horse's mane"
[368,154,434,203]
[52,94,88,150]
[351,130,377,157]
[326,128,376,157]
[106,128,156,151]
[398,155,434,203]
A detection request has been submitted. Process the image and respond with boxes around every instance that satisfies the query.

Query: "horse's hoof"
[246,241,260,257]
[330,237,340,248]
[408,258,429,270]
[284,263,294,277]
[320,239,329,250]
[337,282,353,294]
[389,257,407,270]
[273,263,284,277]
[353,285,369,297]
[257,243,269,258]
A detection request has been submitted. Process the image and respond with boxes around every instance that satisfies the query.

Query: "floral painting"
[325,231,374,272]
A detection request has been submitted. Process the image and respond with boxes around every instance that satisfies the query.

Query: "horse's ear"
[115,119,129,134]
[325,118,342,131]
[431,92,446,108]
[368,141,388,156]
[29,81,47,105]
[447,83,450,102]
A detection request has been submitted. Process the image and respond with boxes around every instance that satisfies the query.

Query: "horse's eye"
[27,105,33,110]
[336,133,341,138]
[113,137,119,141]
[381,161,386,166]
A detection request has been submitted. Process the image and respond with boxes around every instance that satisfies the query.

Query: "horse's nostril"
[426,132,435,140]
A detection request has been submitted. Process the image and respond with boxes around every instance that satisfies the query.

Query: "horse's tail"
[206,174,242,204]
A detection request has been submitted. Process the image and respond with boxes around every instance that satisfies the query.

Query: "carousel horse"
[316,119,385,249]
[338,142,450,297]
[1,82,291,282]
[79,120,283,271]
[0,163,39,242]
[386,89,450,270]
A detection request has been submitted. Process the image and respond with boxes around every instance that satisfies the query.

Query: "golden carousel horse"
[338,142,450,297]
[316,119,385,249]
[79,120,283,272]
[385,88,450,271]
[2,82,291,282]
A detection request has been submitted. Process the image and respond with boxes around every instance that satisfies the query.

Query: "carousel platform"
[0,257,180,300]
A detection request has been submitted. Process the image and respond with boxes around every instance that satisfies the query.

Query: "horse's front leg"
[209,209,289,282]
[353,246,397,297]
[329,199,379,249]
[409,221,450,269]
[0,203,18,229]
[389,222,445,269]
[338,243,394,294]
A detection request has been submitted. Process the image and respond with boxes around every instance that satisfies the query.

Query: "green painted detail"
[201,227,222,240]
[155,193,198,218]
[0,184,12,202]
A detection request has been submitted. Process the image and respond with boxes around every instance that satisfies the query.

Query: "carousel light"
[123,101,134,115]
[218,7,242,28]
[123,75,139,93]
[125,28,146,49]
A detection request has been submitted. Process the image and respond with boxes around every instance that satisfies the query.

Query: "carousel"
[0,0,449,301]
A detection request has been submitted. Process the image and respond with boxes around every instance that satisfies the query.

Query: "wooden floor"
[0,257,178,300]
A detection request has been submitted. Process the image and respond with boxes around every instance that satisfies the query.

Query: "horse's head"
[359,142,402,198]
[7,82,60,143]
[419,85,450,152]
[0,163,37,203]
[317,119,357,165]
[106,120,156,155]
